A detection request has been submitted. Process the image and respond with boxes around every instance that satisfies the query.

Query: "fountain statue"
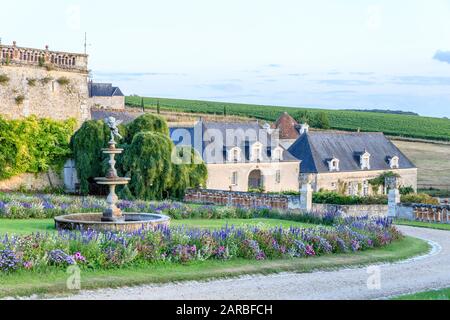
[54,117,170,232]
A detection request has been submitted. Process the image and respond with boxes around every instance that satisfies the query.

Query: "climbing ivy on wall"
[0,116,76,180]
[71,114,207,200]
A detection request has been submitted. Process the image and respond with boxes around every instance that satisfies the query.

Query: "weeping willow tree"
[124,113,168,144]
[121,131,173,200]
[70,120,126,194]
[71,114,207,200]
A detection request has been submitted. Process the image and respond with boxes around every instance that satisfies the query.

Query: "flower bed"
[0,216,402,273]
[0,193,339,225]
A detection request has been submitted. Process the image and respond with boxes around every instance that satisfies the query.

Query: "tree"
[70,120,111,194]
[121,131,173,200]
[124,113,169,144]
[316,112,331,129]
[157,100,161,114]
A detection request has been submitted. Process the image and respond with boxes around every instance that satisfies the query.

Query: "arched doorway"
[248,169,263,189]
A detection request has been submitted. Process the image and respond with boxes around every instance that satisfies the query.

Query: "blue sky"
[1,0,450,117]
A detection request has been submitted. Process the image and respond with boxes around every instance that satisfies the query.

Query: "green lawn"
[0,218,316,236]
[393,287,450,300]
[0,236,428,299]
[395,219,450,231]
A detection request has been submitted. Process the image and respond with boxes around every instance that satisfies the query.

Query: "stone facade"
[89,96,125,110]
[206,161,300,193]
[0,42,90,125]
[304,168,418,196]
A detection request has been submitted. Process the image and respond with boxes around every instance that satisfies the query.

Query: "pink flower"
[23,261,33,270]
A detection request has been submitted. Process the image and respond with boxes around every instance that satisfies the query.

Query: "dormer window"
[360,151,371,170]
[389,156,399,169]
[251,142,263,161]
[272,147,283,161]
[228,147,241,162]
[328,158,340,172]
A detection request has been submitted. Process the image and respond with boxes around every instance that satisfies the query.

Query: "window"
[272,147,283,161]
[275,170,281,183]
[231,171,238,185]
[251,142,263,161]
[328,158,340,172]
[228,147,241,162]
[389,156,399,169]
[360,151,371,170]
[348,182,358,196]
[363,181,369,196]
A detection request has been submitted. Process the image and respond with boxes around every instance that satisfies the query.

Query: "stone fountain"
[55,117,170,232]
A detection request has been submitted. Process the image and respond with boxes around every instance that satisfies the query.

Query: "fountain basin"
[54,213,170,232]
[94,177,130,185]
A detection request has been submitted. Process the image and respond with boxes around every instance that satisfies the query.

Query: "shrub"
[27,78,37,87]
[15,95,25,105]
[0,74,10,85]
[401,193,439,205]
[313,191,388,205]
[40,76,53,85]
[0,116,75,180]
[56,77,70,86]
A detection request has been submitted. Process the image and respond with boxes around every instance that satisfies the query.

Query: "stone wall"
[0,64,90,125]
[312,203,388,218]
[0,170,63,191]
[89,96,125,110]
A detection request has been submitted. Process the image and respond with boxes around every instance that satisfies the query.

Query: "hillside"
[126,96,450,142]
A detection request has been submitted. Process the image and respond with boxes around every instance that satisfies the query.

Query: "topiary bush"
[0,116,75,180]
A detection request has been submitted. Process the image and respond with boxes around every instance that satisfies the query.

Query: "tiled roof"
[170,120,299,164]
[89,82,124,97]
[288,131,416,173]
[273,112,300,140]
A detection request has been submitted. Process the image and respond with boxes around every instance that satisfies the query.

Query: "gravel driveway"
[52,226,450,300]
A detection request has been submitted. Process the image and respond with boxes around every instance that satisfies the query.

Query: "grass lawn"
[393,287,450,300]
[0,218,318,236]
[0,235,429,298]
[395,219,450,231]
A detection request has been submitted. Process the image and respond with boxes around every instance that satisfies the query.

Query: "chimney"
[299,123,309,135]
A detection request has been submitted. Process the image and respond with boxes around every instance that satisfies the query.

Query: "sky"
[1,0,450,117]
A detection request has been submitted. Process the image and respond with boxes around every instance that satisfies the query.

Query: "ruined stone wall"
[0,64,90,125]
[0,170,63,191]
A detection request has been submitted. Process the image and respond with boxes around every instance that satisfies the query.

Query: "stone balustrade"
[184,189,293,210]
[412,204,450,224]
[0,42,88,72]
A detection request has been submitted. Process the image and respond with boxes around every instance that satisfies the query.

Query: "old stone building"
[0,42,90,124]
[287,130,418,195]
[170,120,300,192]
[88,81,125,110]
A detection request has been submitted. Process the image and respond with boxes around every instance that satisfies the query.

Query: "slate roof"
[288,131,416,173]
[90,109,144,124]
[273,112,300,139]
[88,82,124,97]
[170,120,299,164]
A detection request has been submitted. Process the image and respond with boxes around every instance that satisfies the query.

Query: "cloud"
[390,76,450,85]
[433,50,450,64]
[327,70,341,75]
[287,73,308,77]
[317,79,375,86]
[267,64,282,68]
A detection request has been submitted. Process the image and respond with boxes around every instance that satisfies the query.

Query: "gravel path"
[52,226,450,300]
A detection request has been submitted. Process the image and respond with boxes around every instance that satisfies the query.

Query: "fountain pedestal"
[94,140,130,222]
